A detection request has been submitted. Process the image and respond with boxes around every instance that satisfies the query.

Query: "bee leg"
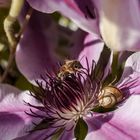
[4,0,25,47]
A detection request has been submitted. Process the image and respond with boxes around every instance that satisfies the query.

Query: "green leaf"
[74,118,88,140]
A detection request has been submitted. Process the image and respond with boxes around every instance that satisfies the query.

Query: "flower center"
[30,71,99,130]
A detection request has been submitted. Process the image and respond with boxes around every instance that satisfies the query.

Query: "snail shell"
[98,86,123,108]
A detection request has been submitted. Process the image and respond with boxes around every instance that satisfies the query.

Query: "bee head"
[66,60,83,70]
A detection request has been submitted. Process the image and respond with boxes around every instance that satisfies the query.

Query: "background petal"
[94,0,140,51]
[16,9,59,83]
[68,29,87,59]
[26,0,100,35]
[26,0,140,51]
[86,95,140,140]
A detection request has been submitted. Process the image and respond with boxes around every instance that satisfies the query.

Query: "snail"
[98,86,123,108]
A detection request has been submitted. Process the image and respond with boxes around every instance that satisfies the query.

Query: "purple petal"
[0,84,37,140]
[86,95,140,140]
[118,51,134,65]
[121,52,140,78]
[15,129,74,140]
[78,34,104,67]
[94,0,140,51]
[26,0,100,35]
[78,33,112,79]
[116,52,140,95]
[16,10,59,82]
[14,129,57,140]
[117,72,140,95]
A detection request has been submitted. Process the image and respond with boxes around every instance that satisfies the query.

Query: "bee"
[58,60,83,80]
[98,86,123,108]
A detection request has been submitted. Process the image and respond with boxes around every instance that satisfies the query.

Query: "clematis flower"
[0,9,139,139]
[26,0,140,51]
[1,2,140,140]
[1,47,140,140]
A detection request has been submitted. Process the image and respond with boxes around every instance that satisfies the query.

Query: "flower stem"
[0,7,33,83]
